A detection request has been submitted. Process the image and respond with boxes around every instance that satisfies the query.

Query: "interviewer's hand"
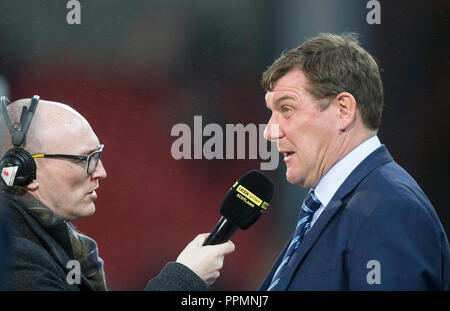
[176,233,235,286]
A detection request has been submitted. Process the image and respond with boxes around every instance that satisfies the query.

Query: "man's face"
[264,68,339,188]
[32,111,107,221]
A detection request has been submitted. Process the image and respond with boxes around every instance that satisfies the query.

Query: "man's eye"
[282,106,291,113]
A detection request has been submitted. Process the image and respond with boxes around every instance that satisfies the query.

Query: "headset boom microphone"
[203,170,274,246]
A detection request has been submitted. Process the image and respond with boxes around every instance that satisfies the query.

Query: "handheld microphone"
[203,170,274,246]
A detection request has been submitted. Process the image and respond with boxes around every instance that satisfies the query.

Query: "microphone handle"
[203,216,238,246]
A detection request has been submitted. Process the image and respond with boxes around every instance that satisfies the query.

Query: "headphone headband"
[1,95,40,187]
[1,95,40,146]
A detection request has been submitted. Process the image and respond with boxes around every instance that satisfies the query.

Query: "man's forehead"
[265,89,304,106]
[45,133,100,156]
[265,70,310,106]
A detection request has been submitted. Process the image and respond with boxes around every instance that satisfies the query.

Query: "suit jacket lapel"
[275,145,394,291]
[258,239,290,290]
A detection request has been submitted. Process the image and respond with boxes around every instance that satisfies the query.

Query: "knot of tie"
[298,190,322,234]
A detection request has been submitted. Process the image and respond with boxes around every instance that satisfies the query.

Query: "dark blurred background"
[0,0,448,290]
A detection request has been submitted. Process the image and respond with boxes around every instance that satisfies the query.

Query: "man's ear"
[334,92,357,132]
[24,179,38,191]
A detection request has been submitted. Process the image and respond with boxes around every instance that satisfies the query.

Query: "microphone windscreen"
[219,170,274,230]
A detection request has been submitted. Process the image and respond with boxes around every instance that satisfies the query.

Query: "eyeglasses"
[32,144,104,174]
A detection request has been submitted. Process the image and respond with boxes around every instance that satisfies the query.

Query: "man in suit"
[259,33,450,290]
[0,96,234,290]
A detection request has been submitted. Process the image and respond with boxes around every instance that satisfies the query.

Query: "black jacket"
[2,191,208,291]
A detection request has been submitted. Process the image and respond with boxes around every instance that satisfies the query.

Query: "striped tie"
[267,190,321,291]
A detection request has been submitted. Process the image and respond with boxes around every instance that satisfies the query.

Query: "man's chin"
[286,168,300,185]
[286,169,310,188]
[85,203,96,217]
[71,204,96,222]
[87,205,96,216]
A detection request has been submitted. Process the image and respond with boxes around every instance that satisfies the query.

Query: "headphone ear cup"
[0,147,36,186]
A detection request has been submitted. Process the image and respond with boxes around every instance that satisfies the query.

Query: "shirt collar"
[314,135,382,207]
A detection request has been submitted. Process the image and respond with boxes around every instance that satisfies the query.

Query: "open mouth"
[283,151,295,161]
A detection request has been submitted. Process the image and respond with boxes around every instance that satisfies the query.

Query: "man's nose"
[264,115,282,141]
[92,159,107,179]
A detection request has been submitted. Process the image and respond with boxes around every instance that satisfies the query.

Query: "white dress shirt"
[309,135,382,228]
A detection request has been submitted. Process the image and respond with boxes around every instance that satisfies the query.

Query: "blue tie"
[267,190,322,291]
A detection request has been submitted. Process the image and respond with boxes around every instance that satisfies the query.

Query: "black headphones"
[0,95,40,187]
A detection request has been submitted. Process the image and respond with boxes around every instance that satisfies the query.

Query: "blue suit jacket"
[259,146,450,290]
